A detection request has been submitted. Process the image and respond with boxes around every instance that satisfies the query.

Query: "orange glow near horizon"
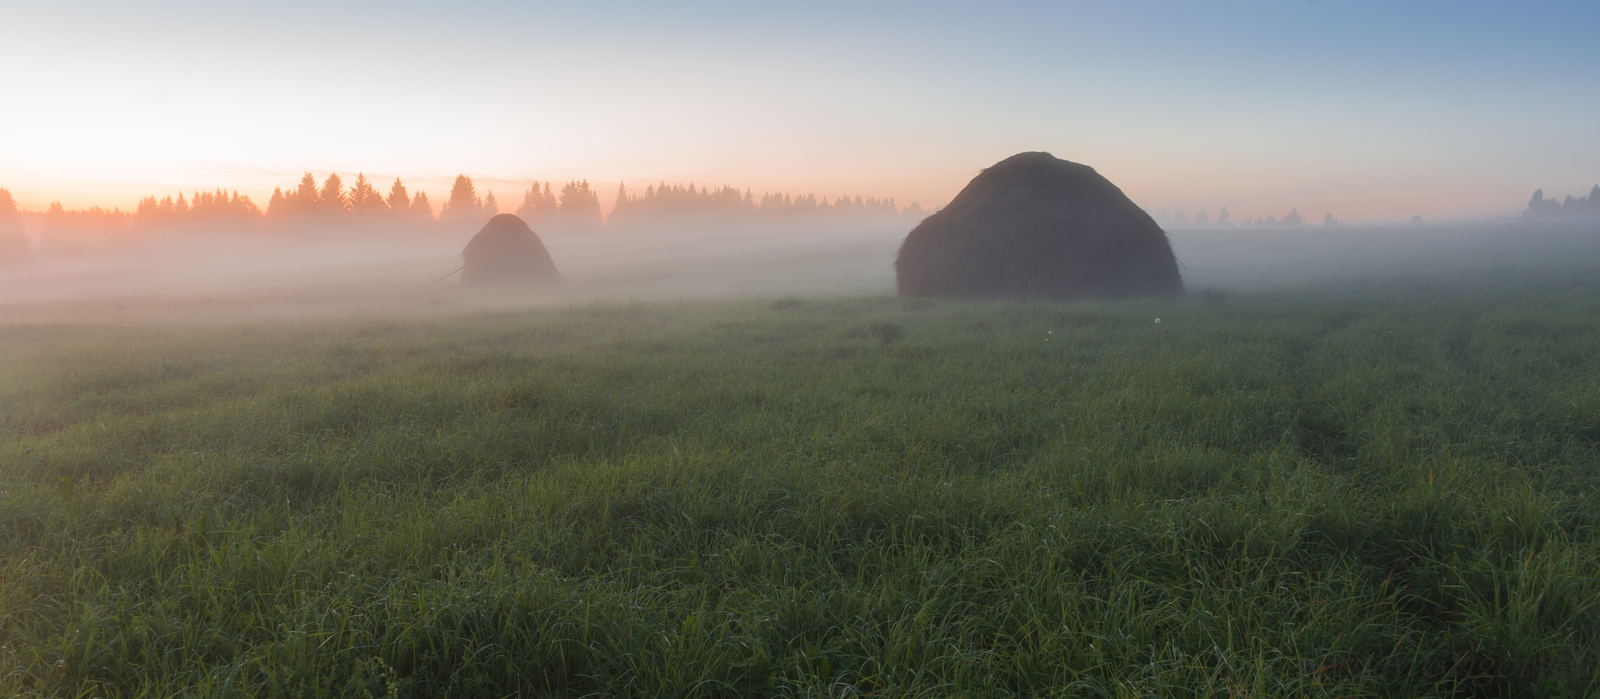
[3,4,1596,227]
[1,160,1559,225]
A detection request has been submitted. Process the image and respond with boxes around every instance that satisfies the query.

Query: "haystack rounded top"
[952,152,1129,224]
[463,214,539,252]
[461,214,560,287]
[895,151,1182,300]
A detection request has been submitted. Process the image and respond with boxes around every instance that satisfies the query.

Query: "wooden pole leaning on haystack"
[426,266,465,287]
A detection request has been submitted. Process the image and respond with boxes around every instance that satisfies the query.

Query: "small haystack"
[895,152,1183,300]
[461,214,561,287]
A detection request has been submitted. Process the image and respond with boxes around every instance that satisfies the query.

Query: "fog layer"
[3,218,1599,324]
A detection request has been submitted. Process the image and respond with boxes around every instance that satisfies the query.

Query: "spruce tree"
[319,173,348,214]
[266,188,287,217]
[610,183,631,220]
[410,191,434,220]
[386,179,410,214]
[483,191,499,216]
[516,182,559,222]
[558,180,603,229]
[234,191,261,217]
[348,173,387,216]
[441,175,480,225]
[0,188,23,265]
[291,173,320,214]
[516,185,540,219]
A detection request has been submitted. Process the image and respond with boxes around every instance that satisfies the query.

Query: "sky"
[3,0,1598,223]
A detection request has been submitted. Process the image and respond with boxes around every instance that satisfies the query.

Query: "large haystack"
[896,152,1183,300]
[461,214,561,287]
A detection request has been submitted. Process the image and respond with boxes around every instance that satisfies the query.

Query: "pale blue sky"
[3,0,1596,221]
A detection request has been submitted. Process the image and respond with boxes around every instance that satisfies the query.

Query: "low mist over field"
[5,211,1600,323]
[0,172,929,320]
[0,221,906,322]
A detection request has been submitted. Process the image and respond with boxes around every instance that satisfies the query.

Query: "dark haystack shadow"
[896,152,1183,300]
[461,214,561,287]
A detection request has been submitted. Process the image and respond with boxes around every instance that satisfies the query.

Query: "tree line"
[608,182,914,223]
[1,188,28,265]
[2,173,929,253]
[1145,205,1354,229]
[1525,186,1600,219]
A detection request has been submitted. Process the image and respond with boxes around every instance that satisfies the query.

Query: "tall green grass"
[2,268,1598,697]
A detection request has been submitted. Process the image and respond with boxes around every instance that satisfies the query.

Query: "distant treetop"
[1525,186,1600,219]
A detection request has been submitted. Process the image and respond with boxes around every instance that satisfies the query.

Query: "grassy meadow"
[3,267,1600,697]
